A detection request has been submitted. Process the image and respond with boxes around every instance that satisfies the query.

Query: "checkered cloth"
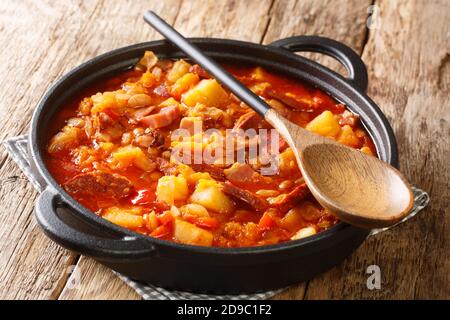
[3,135,429,300]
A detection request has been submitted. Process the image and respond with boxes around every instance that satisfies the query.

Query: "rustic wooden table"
[0,0,448,300]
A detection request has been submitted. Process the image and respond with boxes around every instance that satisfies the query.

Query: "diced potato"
[103,206,144,229]
[137,51,158,70]
[278,148,298,177]
[133,153,156,172]
[251,67,268,81]
[296,201,322,222]
[291,226,317,240]
[141,71,156,87]
[176,163,195,179]
[167,59,191,83]
[171,73,200,97]
[279,206,304,232]
[337,125,360,147]
[179,116,203,135]
[306,110,341,138]
[48,126,80,153]
[177,164,212,185]
[180,203,210,218]
[90,92,119,114]
[156,175,189,205]
[99,142,115,153]
[182,79,229,108]
[111,145,155,171]
[170,205,181,217]
[159,97,180,108]
[190,172,213,183]
[190,179,234,214]
[173,219,213,246]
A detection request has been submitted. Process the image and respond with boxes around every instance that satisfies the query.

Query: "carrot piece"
[258,212,276,231]
[157,211,175,226]
[130,188,155,205]
[150,225,171,238]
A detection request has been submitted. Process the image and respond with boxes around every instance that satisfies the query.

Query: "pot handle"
[35,187,157,261]
[269,35,368,92]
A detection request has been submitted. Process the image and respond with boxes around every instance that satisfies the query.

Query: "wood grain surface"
[0,0,448,299]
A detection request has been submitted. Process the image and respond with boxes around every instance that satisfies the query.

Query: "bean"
[128,93,152,108]
[255,189,280,197]
[278,180,293,190]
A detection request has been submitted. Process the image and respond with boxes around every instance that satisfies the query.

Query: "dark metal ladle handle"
[143,10,272,117]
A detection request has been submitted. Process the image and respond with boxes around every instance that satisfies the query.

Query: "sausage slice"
[64,171,132,198]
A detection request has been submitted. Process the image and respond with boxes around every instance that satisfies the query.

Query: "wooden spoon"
[143,11,414,229]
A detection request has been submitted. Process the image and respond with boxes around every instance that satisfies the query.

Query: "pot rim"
[30,37,394,256]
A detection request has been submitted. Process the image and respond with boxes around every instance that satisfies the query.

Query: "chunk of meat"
[189,64,210,79]
[154,157,178,175]
[153,84,171,98]
[126,106,156,124]
[215,221,262,247]
[189,163,226,181]
[267,183,310,212]
[98,112,116,129]
[134,128,165,148]
[220,181,269,212]
[224,163,274,190]
[266,88,312,111]
[140,105,181,128]
[64,171,132,198]
[261,130,288,153]
[232,111,267,131]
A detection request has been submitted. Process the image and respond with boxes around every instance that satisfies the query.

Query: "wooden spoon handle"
[265,109,335,151]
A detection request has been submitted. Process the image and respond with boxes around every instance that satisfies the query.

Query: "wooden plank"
[0,0,181,300]
[264,0,372,300]
[59,257,140,300]
[263,0,372,74]
[0,162,78,299]
[305,0,450,299]
[174,0,273,42]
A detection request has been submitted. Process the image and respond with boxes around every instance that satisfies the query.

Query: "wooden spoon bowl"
[300,143,414,228]
[266,109,414,228]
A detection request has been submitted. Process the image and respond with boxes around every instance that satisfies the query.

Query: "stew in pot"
[45,51,376,247]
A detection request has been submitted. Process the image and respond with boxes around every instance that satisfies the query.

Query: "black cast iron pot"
[30,36,398,294]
